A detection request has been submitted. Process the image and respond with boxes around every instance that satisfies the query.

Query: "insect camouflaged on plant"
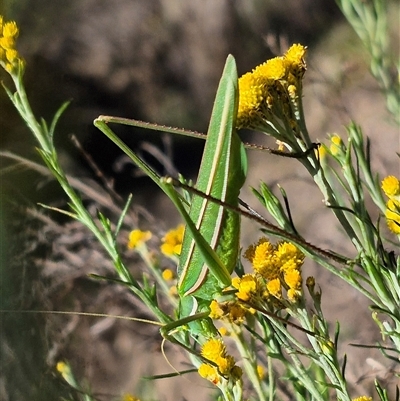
[95,55,247,342]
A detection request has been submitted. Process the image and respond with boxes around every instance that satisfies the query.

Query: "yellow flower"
[199,338,241,384]
[236,43,306,131]
[237,72,265,129]
[253,57,286,81]
[275,241,305,272]
[351,397,372,401]
[284,268,302,290]
[160,224,185,256]
[215,354,236,376]
[329,134,343,156]
[209,299,225,319]
[127,229,152,249]
[287,287,301,302]
[266,277,282,298]
[201,338,226,362]
[246,238,305,301]
[56,361,74,385]
[0,16,22,73]
[6,48,18,64]
[245,238,278,280]
[169,285,178,296]
[382,175,400,198]
[232,274,260,301]
[56,361,69,375]
[385,199,400,234]
[198,363,220,384]
[227,302,247,324]
[2,21,19,38]
[218,326,229,336]
[209,299,247,324]
[284,43,307,69]
[0,36,14,50]
[316,144,328,161]
[256,364,265,379]
[162,268,174,281]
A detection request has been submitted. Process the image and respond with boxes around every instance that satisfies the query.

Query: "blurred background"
[0,0,398,400]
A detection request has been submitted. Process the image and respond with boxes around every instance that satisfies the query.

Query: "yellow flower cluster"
[209,299,250,325]
[198,338,242,385]
[160,224,185,256]
[127,229,152,249]
[239,237,305,303]
[236,43,306,129]
[381,175,400,235]
[351,397,372,401]
[0,16,22,74]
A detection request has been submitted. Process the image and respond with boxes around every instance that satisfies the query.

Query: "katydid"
[94,54,247,339]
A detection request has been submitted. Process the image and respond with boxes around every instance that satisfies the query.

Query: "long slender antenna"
[98,116,319,157]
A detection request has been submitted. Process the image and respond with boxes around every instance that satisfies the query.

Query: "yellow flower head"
[199,338,241,384]
[198,363,220,384]
[0,16,22,73]
[245,238,279,280]
[266,277,282,298]
[218,326,229,336]
[209,299,247,324]
[382,175,400,198]
[253,56,286,82]
[316,144,328,161]
[162,268,174,281]
[209,299,225,319]
[169,285,178,296]
[246,238,305,301]
[160,224,185,256]
[284,268,302,290]
[256,364,265,379]
[287,287,301,302]
[127,229,152,249]
[216,354,236,376]
[232,274,260,301]
[275,241,305,272]
[385,199,400,234]
[236,43,306,131]
[227,302,247,324]
[237,71,265,128]
[6,48,18,63]
[329,134,343,156]
[3,21,19,38]
[56,361,69,376]
[351,397,372,401]
[0,36,15,50]
[56,361,74,385]
[201,339,234,372]
[284,44,307,70]
[201,338,226,363]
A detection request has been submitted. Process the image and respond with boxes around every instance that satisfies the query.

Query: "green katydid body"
[177,56,247,324]
[95,55,247,339]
